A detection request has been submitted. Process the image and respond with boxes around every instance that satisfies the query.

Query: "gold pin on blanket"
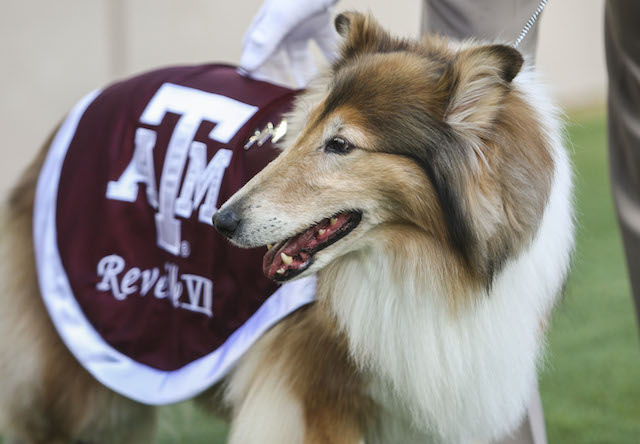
[257,122,275,146]
[244,118,288,150]
[244,130,262,150]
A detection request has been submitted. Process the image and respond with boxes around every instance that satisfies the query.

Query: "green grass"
[538,110,640,443]
[2,111,639,443]
[156,403,228,444]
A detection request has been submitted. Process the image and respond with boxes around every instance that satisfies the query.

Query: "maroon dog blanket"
[33,64,315,405]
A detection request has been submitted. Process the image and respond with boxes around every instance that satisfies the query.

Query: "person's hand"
[240,0,339,87]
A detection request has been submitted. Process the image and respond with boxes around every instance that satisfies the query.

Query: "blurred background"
[1,1,638,443]
[0,0,606,197]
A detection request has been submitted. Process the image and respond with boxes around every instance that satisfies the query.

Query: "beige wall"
[0,0,605,196]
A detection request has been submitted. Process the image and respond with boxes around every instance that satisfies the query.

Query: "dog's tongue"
[262,231,313,279]
[262,213,353,280]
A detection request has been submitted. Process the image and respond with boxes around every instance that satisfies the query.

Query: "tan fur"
[235,17,553,295]
[221,306,369,444]
[213,12,561,443]
[1,11,564,444]
[469,90,553,251]
[0,132,155,444]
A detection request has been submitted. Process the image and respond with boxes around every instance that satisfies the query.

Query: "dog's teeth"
[330,217,338,225]
[318,229,326,236]
[280,253,293,265]
[276,267,285,275]
[267,244,273,250]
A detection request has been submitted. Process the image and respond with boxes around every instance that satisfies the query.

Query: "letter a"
[106,128,159,208]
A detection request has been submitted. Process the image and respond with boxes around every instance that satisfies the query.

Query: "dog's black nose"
[213,209,240,237]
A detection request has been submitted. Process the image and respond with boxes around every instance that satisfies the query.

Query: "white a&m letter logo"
[106,83,257,255]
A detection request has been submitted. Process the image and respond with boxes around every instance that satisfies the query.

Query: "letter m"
[105,83,257,255]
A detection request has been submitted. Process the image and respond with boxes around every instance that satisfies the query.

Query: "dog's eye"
[324,137,354,155]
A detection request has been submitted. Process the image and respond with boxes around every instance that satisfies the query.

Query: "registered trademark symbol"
[180,241,191,258]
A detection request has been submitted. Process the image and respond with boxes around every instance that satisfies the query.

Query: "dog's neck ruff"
[318,70,573,442]
[33,65,316,405]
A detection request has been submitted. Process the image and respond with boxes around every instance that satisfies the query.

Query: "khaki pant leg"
[421,1,548,443]
[606,0,640,326]
[421,0,541,60]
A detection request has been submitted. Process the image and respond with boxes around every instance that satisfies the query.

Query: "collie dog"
[0,12,573,444]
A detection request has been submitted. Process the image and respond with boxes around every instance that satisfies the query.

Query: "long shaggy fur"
[217,12,573,443]
[0,11,573,444]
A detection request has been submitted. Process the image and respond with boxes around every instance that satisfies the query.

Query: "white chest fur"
[321,73,573,443]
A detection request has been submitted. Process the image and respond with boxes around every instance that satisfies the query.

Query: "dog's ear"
[444,44,524,137]
[334,11,384,43]
[334,12,353,37]
[333,12,400,66]
[437,44,525,287]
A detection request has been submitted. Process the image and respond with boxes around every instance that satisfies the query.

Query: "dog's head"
[214,12,554,287]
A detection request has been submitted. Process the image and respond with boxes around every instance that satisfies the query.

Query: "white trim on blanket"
[33,90,316,405]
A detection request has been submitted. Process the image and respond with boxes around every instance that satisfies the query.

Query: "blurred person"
[605,1,640,330]
[240,1,549,443]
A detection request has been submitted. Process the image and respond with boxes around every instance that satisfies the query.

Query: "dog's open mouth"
[262,211,362,282]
